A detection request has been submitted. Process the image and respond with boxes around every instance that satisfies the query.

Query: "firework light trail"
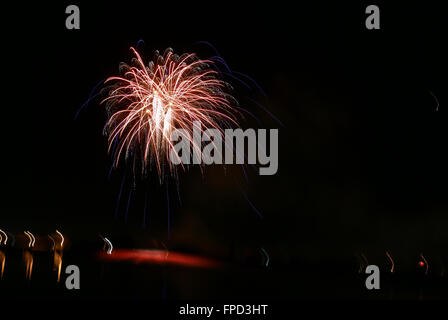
[101,47,239,182]
[100,235,113,255]
[56,230,64,248]
[0,251,4,279]
[0,230,5,279]
[386,250,395,273]
[0,229,7,245]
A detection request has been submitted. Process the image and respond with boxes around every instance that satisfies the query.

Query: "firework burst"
[102,47,239,182]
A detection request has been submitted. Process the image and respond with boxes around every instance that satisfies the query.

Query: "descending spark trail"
[56,230,64,248]
[241,189,263,219]
[104,238,113,255]
[24,251,33,280]
[0,229,7,245]
[24,231,35,248]
[54,251,62,283]
[53,230,65,282]
[23,232,35,280]
[48,235,55,251]
[429,90,439,111]
[386,250,395,273]
[24,232,31,247]
[260,247,270,267]
[0,251,5,279]
[100,235,113,255]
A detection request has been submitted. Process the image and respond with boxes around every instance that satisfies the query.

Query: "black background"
[0,1,447,300]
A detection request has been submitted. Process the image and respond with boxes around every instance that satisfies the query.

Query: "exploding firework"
[101,47,239,182]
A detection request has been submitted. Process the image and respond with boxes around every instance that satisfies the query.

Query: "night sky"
[0,1,447,299]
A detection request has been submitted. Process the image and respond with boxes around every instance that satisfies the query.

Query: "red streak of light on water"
[97,249,222,268]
